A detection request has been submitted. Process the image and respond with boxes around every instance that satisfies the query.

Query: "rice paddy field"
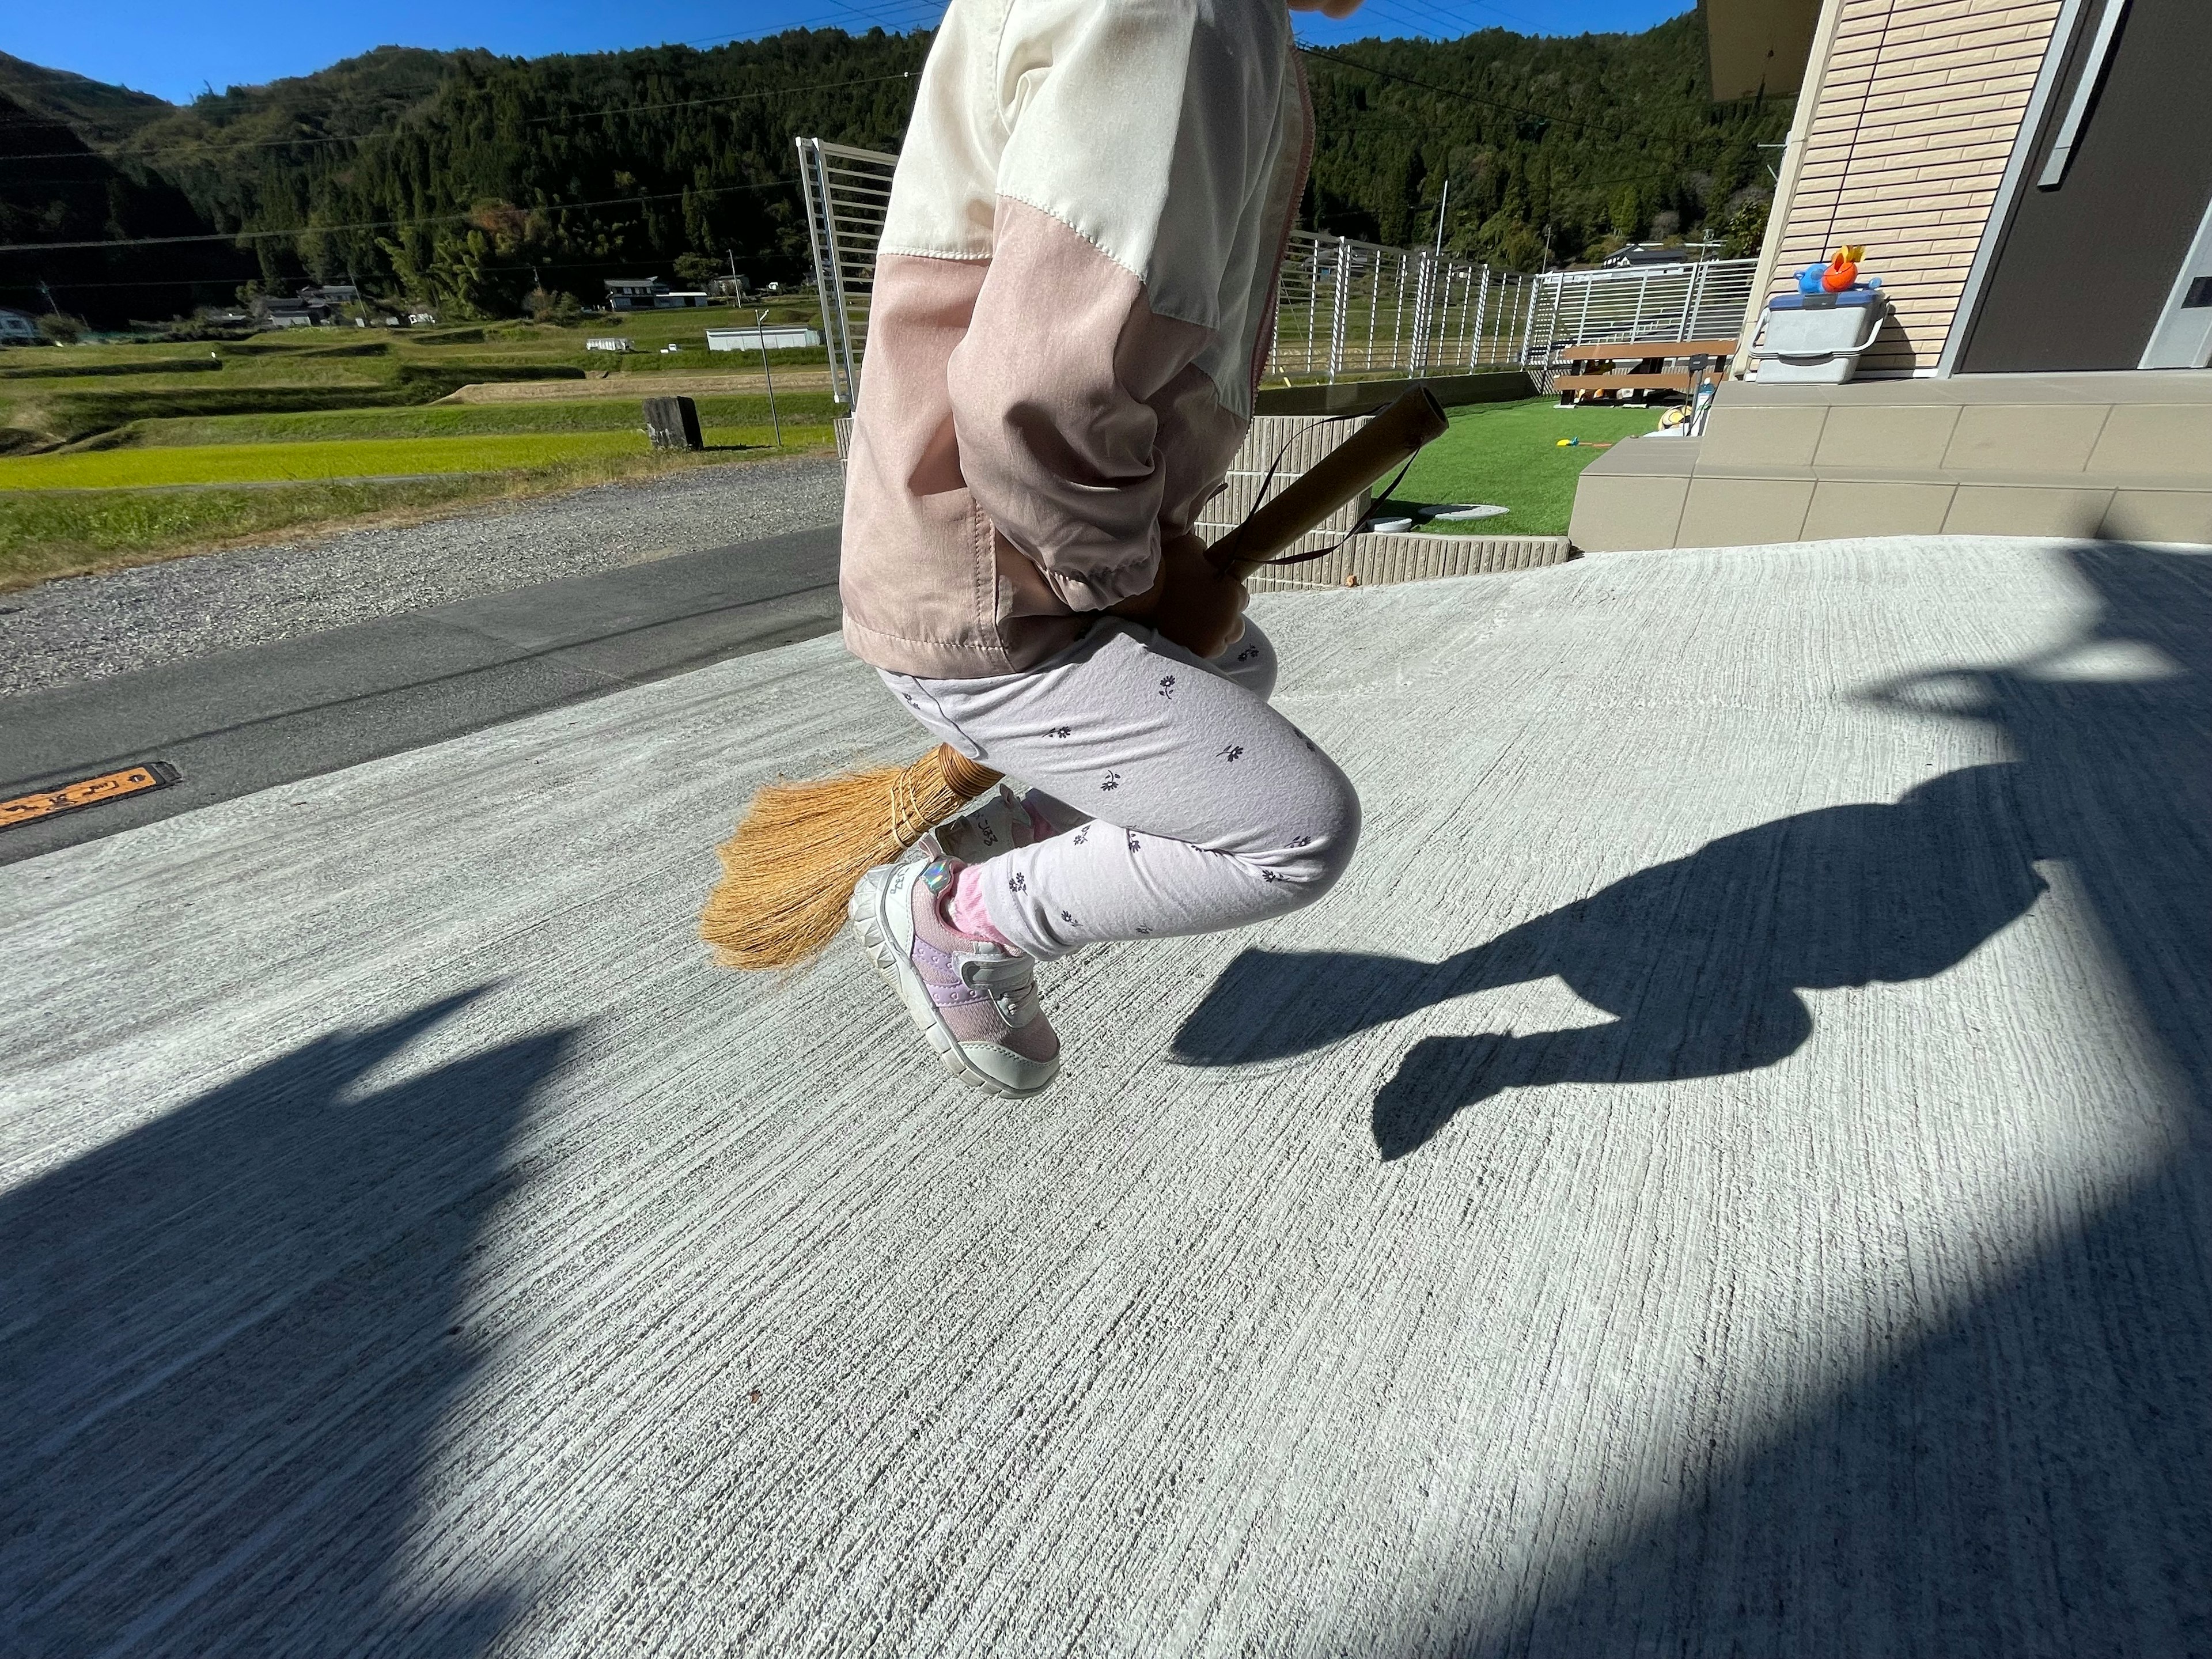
[0,312,840,589]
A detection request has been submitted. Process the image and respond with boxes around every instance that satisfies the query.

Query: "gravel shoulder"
[0,455,844,699]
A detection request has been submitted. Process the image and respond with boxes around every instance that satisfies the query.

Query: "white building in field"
[0,307,45,344]
[707,324,822,352]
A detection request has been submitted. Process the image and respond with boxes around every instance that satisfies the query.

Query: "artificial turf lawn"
[0,424,830,488]
[1381,396,1669,536]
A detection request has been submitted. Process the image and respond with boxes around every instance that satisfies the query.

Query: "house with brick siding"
[1573,0,2212,551]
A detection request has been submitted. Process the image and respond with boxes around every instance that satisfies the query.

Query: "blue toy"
[1798,245,1883,296]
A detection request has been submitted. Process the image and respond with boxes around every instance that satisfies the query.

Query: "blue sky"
[5,0,1695,105]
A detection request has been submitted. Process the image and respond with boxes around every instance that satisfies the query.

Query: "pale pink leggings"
[880,619,1361,961]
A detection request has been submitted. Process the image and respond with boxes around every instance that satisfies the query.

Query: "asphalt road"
[0,525,841,863]
[3,536,2206,1657]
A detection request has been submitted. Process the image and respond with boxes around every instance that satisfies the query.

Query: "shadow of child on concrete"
[1173,762,2046,1160]
[1,988,578,1657]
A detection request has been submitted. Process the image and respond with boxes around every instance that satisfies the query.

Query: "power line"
[1302,93,1764,198]
[0,67,921,162]
[0,176,800,254]
[1331,0,1547,42]
[1297,42,1619,137]
[675,0,947,48]
[0,251,780,290]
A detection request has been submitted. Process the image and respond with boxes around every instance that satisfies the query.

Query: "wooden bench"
[1552,339,1736,406]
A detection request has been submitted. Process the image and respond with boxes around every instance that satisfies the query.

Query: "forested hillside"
[0,79,258,327]
[1,11,1788,329]
[1302,16,1786,268]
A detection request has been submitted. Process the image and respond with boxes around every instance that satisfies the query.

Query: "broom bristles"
[700,742,1001,971]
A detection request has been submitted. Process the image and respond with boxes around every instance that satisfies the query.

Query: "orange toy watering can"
[1821,244,1866,293]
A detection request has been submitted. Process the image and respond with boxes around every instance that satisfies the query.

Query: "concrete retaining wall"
[1247,532,1571,592]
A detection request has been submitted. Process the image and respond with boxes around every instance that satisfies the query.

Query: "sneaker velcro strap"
[957,952,1033,993]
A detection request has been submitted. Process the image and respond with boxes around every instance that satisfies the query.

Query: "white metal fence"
[796,137,1755,402]
[795,137,897,407]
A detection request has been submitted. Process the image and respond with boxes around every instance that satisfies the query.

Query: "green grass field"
[1384,397,1668,536]
[0,422,828,488]
[0,431,650,487]
[85,392,839,448]
[0,478,491,590]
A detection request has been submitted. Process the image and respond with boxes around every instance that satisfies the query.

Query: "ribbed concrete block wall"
[1768,0,2062,377]
[1196,415,1377,561]
[1247,532,1571,592]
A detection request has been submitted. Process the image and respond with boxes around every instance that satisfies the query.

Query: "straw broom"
[701,387,1450,970]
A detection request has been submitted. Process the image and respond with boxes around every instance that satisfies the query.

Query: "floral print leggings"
[880,618,1362,960]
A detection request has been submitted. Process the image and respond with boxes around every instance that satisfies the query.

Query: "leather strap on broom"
[701,387,1449,970]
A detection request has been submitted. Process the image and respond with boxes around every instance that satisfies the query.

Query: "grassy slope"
[92,392,839,446]
[1383,397,1668,536]
[0,426,835,487]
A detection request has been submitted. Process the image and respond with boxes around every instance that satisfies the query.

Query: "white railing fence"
[796,138,1755,403]
[796,138,898,407]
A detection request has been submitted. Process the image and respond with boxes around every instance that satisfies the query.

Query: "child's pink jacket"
[839,0,1312,678]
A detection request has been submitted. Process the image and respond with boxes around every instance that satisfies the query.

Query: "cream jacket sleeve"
[942,0,1298,611]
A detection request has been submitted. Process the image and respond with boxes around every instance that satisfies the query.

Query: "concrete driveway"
[3,536,2205,1657]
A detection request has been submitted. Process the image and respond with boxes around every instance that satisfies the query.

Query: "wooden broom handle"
[1205,387,1450,579]
[929,388,1451,804]
[937,746,1003,800]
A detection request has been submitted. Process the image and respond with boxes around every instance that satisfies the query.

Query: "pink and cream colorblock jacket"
[839,0,1312,678]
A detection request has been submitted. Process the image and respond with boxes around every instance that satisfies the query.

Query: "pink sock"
[949,863,1018,950]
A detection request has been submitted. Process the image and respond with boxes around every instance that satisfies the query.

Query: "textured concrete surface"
[0,527,840,865]
[3,536,2206,1657]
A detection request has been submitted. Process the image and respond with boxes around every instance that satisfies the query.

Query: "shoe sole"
[849,868,1058,1100]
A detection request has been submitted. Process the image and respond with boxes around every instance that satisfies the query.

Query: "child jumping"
[839,0,1365,1097]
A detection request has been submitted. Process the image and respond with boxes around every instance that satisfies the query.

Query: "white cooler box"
[1752,291,1886,384]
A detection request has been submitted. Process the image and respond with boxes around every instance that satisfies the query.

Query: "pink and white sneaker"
[849,857,1061,1098]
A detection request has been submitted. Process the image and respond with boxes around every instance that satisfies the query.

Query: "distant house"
[260,298,325,329]
[257,284,362,328]
[0,307,40,345]
[1600,243,1702,269]
[656,290,710,309]
[604,277,668,312]
[707,324,823,353]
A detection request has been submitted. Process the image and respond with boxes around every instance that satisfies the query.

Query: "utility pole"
[754,308,782,447]
[1433,179,1451,256]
